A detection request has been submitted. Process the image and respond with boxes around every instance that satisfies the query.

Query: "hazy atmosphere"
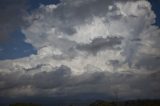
[0,0,160,105]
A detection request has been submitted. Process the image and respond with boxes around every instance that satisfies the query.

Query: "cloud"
[0,0,160,99]
[76,36,123,55]
[0,66,160,99]
[32,65,72,89]
[135,55,160,70]
[0,0,27,42]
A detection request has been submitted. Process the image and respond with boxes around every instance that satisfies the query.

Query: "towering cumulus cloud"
[0,0,160,100]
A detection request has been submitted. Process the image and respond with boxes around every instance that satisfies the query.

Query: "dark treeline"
[9,99,160,106]
[89,100,160,106]
[9,103,42,106]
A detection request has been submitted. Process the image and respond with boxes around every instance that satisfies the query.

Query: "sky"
[0,0,160,105]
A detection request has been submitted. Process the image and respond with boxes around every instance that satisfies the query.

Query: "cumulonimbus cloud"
[0,0,160,99]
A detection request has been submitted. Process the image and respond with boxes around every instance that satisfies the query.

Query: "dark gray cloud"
[76,37,122,55]
[0,0,27,42]
[0,64,160,99]
[135,55,160,70]
[109,60,121,69]
[0,65,72,91]
[53,0,113,27]
[23,64,48,72]
[0,71,30,90]
[32,65,72,89]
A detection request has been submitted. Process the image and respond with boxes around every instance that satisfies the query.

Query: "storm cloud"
[0,0,27,42]
[0,0,160,101]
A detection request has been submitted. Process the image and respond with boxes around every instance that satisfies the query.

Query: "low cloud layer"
[1,65,160,99]
[0,0,160,100]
